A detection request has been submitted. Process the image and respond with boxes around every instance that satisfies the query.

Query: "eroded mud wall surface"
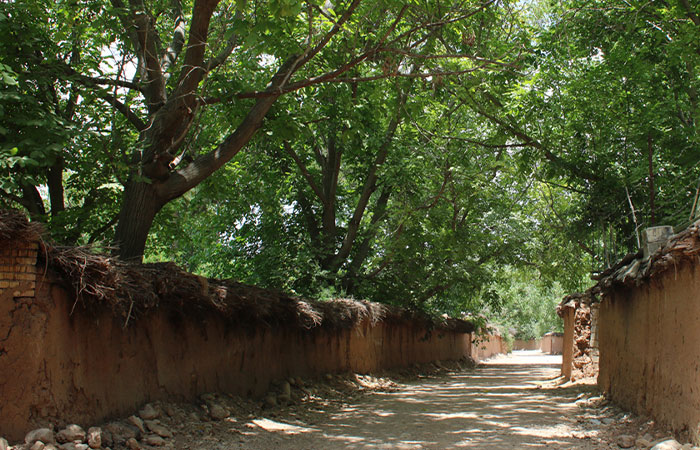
[0,281,471,441]
[599,263,700,443]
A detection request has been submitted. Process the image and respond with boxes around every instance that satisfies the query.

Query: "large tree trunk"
[113,180,162,261]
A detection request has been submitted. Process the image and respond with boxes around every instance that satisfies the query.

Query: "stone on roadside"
[86,427,102,449]
[208,404,229,421]
[103,422,140,445]
[26,428,56,445]
[144,420,173,438]
[125,437,140,450]
[651,439,683,450]
[636,437,653,448]
[30,441,46,450]
[59,443,88,450]
[0,437,8,450]
[127,416,146,434]
[57,425,86,444]
[138,403,159,420]
[617,434,635,448]
[282,381,291,397]
[144,435,166,447]
[264,394,277,407]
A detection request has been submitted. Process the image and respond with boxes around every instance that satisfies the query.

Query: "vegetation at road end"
[1,0,698,325]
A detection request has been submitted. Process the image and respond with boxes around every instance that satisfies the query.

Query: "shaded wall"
[540,334,563,354]
[1,279,472,442]
[513,339,541,350]
[471,333,507,362]
[599,263,700,443]
[561,306,575,379]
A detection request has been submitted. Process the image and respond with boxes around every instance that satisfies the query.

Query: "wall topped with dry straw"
[0,209,474,333]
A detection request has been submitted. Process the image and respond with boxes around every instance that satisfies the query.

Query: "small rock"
[637,437,653,448]
[264,394,277,407]
[138,403,159,420]
[103,422,139,445]
[30,442,46,450]
[0,437,8,450]
[188,412,200,421]
[44,445,59,450]
[282,381,291,398]
[125,437,140,450]
[100,429,113,448]
[60,444,89,450]
[652,439,683,450]
[57,425,86,444]
[278,393,291,404]
[163,405,176,417]
[26,429,56,445]
[602,418,615,425]
[143,435,165,447]
[588,418,602,426]
[86,427,102,449]
[296,377,305,387]
[324,374,333,382]
[617,434,635,448]
[127,416,146,434]
[144,420,173,438]
[208,404,229,421]
[287,377,296,387]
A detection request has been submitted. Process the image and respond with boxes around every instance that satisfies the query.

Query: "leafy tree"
[0,0,525,261]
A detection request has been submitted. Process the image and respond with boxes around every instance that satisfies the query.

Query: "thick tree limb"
[160,0,187,74]
[326,89,408,272]
[284,141,325,202]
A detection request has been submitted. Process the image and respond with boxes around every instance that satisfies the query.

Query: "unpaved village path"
[198,351,603,449]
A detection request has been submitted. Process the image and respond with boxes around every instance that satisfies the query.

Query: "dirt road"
[185,351,602,449]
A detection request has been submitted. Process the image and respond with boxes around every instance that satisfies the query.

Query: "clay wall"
[540,334,563,354]
[1,276,472,442]
[471,333,507,362]
[599,263,700,443]
[561,306,575,379]
[512,339,541,350]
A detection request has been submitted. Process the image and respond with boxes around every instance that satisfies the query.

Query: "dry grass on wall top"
[0,209,474,334]
[0,209,43,245]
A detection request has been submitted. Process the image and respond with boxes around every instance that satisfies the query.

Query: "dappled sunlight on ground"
[227,351,600,449]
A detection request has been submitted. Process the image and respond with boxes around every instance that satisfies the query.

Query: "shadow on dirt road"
[228,351,597,449]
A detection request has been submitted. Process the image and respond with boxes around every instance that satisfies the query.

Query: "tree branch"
[98,93,147,131]
[283,141,325,202]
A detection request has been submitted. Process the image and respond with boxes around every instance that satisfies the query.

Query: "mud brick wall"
[0,239,473,442]
[540,334,563,354]
[0,240,38,298]
[561,306,575,379]
[471,333,507,362]
[513,339,541,351]
[598,263,700,444]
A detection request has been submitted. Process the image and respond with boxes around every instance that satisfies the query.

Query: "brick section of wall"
[0,240,38,298]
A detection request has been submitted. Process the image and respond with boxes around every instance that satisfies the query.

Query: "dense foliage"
[1,0,698,337]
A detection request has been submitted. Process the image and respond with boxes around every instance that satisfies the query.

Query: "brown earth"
[166,351,691,449]
[8,351,693,449]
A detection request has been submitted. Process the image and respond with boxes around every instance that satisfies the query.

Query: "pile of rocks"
[2,401,183,450]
